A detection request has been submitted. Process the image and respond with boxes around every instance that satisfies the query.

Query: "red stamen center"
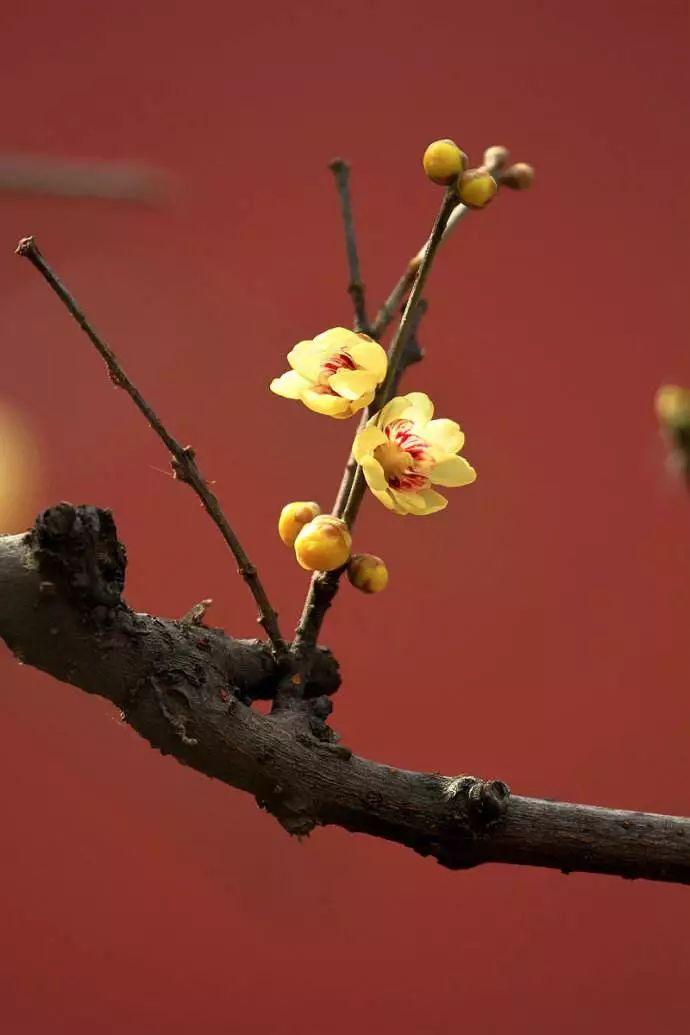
[378,419,431,493]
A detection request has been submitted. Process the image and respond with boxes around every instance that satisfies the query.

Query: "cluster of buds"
[278,501,388,593]
[422,138,534,208]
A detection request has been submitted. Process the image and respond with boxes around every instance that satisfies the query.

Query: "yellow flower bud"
[458,169,498,209]
[294,515,352,572]
[422,139,466,185]
[655,385,690,430]
[501,162,535,190]
[278,501,321,547]
[347,554,389,594]
[483,145,510,173]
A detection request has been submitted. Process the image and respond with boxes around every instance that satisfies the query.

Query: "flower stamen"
[320,351,356,381]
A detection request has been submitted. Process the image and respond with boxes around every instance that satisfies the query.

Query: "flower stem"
[293,188,458,649]
[341,190,457,527]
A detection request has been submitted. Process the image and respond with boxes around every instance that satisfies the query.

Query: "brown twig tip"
[15,235,38,257]
[328,157,349,173]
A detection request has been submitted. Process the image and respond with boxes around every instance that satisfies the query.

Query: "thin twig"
[16,236,287,658]
[294,190,458,649]
[370,142,515,342]
[371,202,470,339]
[329,158,369,333]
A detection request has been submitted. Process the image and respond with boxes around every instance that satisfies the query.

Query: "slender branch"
[294,191,457,649]
[16,236,287,658]
[371,203,470,340]
[1,508,689,885]
[329,158,369,333]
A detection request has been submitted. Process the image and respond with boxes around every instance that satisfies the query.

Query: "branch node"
[443,774,511,823]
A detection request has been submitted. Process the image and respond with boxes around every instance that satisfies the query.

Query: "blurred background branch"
[0,153,167,202]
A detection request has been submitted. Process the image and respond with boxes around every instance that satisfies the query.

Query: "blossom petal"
[353,426,387,462]
[270,370,311,400]
[313,327,358,350]
[349,391,375,415]
[348,337,388,383]
[413,489,449,515]
[373,486,397,510]
[360,455,389,492]
[287,339,329,381]
[389,488,428,514]
[375,395,412,428]
[403,392,434,423]
[423,418,465,455]
[431,455,477,487]
[301,388,352,418]
[328,368,379,401]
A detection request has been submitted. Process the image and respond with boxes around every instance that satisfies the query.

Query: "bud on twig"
[500,162,535,190]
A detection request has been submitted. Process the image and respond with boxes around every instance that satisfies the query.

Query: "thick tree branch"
[2,505,688,884]
[16,237,286,657]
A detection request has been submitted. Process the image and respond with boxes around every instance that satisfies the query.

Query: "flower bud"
[422,139,467,185]
[458,169,498,209]
[294,515,352,572]
[347,553,389,594]
[278,501,321,547]
[655,385,690,431]
[500,162,535,190]
[483,145,510,173]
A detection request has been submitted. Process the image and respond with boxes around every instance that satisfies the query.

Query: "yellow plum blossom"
[352,392,476,515]
[270,327,387,419]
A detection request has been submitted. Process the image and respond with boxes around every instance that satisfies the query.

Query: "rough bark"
[1,503,689,884]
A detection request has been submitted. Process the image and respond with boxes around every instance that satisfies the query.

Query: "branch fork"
[8,150,690,885]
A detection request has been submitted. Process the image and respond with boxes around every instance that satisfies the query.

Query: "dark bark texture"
[1,503,689,884]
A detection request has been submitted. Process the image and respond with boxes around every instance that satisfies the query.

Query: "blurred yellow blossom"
[655,385,690,431]
[0,403,42,533]
[352,392,476,515]
[270,327,387,419]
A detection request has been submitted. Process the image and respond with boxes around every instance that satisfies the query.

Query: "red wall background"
[1,2,689,1032]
